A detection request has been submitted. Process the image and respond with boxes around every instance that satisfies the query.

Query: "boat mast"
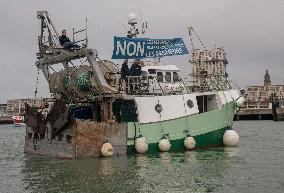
[127,13,159,66]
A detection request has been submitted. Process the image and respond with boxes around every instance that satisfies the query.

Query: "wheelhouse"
[142,65,181,83]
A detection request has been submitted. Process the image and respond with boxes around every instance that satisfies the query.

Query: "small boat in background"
[12,96,26,126]
[12,115,26,126]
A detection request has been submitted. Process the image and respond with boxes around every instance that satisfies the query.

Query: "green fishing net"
[63,76,69,88]
[76,71,91,91]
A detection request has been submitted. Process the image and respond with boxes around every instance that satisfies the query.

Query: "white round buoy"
[223,130,239,147]
[184,136,196,150]
[236,97,245,107]
[158,137,171,152]
[101,142,113,157]
[135,136,148,154]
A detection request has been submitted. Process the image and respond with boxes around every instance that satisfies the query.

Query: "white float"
[236,96,245,107]
[223,130,239,147]
[158,137,171,152]
[101,142,114,157]
[184,136,196,150]
[135,136,148,154]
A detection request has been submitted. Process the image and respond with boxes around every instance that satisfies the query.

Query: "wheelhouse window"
[165,72,171,82]
[173,72,179,82]
[157,72,163,82]
[148,69,156,74]
[66,135,73,144]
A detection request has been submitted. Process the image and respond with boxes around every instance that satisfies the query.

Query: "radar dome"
[128,13,137,24]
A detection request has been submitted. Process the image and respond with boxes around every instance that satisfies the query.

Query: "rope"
[191,28,206,50]
[34,67,40,99]
[182,94,191,136]
[157,98,164,136]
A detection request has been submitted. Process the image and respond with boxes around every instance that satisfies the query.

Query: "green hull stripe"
[127,101,235,147]
[127,126,229,154]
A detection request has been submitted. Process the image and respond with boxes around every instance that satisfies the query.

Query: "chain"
[34,67,40,99]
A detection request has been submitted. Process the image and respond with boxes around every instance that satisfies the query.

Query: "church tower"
[264,70,271,86]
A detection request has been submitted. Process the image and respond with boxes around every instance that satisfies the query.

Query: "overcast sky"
[0,0,283,103]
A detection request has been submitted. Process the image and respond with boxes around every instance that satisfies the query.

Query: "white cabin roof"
[194,92,216,96]
[142,65,180,72]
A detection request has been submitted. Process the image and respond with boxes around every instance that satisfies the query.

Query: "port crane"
[187,26,231,91]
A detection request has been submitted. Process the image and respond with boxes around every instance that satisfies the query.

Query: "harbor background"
[0,0,284,103]
[0,1,283,192]
[0,121,283,193]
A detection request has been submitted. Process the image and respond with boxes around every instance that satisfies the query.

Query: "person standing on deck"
[119,59,130,91]
[59,30,80,49]
[130,60,142,76]
[121,59,130,81]
[129,60,143,92]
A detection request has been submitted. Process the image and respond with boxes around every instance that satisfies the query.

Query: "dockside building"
[244,70,284,108]
[6,98,42,116]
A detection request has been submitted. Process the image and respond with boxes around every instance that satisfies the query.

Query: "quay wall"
[0,116,13,124]
[235,108,284,121]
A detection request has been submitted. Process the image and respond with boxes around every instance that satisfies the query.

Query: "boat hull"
[127,101,235,153]
[24,101,235,158]
[14,123,26,127]
[127,126,229,154]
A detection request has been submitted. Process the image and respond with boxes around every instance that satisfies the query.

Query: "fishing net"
[76,71,91,91]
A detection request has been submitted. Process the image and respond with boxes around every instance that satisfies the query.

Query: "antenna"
[133,0,144,21]
[141,23,145,34]
[85,18,88,47]
[133,0,147,35]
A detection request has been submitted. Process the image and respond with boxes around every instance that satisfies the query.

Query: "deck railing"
[117,75,189,95]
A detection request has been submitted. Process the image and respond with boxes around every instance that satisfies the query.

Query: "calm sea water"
[0,121,283,193]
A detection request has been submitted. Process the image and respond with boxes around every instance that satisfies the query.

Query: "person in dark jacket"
[121,59,130,81]
[129,60,144,92]
[59,30,80,49]
[118,59,130,91]
[130,60,142,76]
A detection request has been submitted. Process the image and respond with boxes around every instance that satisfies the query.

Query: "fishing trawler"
[24,11,244,158]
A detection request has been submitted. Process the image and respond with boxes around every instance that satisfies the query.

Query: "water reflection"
[0,122,280,192]
[224,147,239,157]
[136,154,149,167]
[184,150,197,162]
[21,155,129,192]
[20,148,240,193]
[159,152,172,165]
